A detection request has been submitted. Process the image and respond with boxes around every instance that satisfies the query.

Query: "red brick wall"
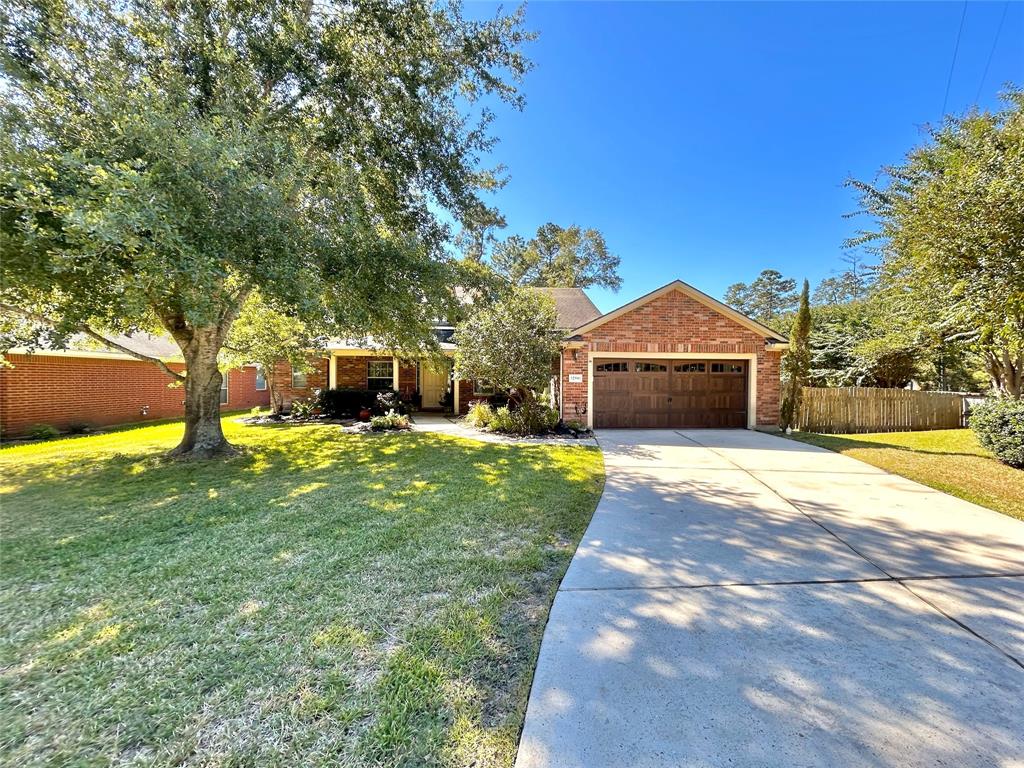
[398,361,417,399]
[332,355,368,389]
[562,289,783,427]
[561,348,589,422]
[273,356,329,408]
[0,354,269,437]
[328,356,414,392]
[273,356,419,409]
[222,365,271,412]
[456,379,475,414]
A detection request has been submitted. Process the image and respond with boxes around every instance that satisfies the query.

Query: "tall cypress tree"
[781,280,812,429]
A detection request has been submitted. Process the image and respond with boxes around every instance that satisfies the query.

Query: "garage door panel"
[593,359,747,429]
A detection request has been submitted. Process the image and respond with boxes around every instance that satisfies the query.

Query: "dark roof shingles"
[532,287,602,330]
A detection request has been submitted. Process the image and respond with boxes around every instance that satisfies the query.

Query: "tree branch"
[0,303,187,382]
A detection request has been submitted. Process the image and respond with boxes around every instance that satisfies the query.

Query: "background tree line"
[725,256,988,393]
[726,90,1023,399]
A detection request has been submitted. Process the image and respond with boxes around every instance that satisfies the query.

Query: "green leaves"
[490,222,622,291]
[781,280,811,429]
[848,90,1024,397]
[1,0,533,450]
[723,269,798,322]
[1,0,531,339]
[452,288,563,397]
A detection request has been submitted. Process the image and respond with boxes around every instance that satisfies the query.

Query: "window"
[595,362,630,372]
[433,327,455,344]
[220,372,229,404]
[473,379,495,396]
[711,362,745,374]
[634,362,667,373]
[291,370,308,388]
[254,367,267,391]
[367,360,395,391]
[674,362,706,373]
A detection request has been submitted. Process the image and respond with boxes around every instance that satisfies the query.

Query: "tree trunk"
[986,347,1023,399]
[168,325,236,458]
[267,371,284,415]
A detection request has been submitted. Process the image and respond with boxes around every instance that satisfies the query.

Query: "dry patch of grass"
[0,417,604,767]
[786,428,1024,521]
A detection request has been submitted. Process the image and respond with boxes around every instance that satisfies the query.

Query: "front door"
[420,361,452,410]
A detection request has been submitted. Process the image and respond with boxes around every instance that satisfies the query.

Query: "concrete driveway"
[516,429,1024,768]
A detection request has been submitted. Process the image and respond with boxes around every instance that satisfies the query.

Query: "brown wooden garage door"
[593,359,748,428]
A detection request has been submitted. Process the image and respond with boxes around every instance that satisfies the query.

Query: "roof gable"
[530,287,602,330]
[569,280,789,342]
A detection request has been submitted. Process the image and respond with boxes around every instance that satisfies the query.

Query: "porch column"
[392,355,399,393]
[329,353,337,390]
[453,376,460,415]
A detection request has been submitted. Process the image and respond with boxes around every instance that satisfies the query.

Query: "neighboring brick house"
[0,335,270,437]
[276,279,788,430]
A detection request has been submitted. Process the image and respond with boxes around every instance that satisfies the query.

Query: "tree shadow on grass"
[0,424,604,767]
[789,431,988,461]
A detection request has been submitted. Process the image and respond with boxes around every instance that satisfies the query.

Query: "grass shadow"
[0,418,605,767]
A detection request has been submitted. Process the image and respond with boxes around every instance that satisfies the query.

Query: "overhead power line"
[975,2,1010,105]
[941,0,969,118]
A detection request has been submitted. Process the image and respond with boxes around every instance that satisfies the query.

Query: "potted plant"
[439,389,454,414]
[358,406,372,422]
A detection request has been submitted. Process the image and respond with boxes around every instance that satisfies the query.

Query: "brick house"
[0,335,270,437]
[559,280,788,430]
[276,279,788,430]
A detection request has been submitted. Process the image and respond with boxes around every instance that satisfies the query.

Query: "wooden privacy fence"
[796,387,966,434]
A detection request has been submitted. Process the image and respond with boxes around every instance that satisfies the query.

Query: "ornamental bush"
[489,401,560,436]
[27,424,60,441]
[969,398,1024,468]
[370,410,410,432]
[465,401,494,428]
[290,398,320,420]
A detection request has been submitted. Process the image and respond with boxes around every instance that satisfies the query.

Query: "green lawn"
[786,429,1024,521]
[0,418,604,767]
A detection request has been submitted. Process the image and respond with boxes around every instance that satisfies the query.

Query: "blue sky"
[466,1,1024,312]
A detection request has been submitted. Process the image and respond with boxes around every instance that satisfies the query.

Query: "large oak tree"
[1,0,530,455]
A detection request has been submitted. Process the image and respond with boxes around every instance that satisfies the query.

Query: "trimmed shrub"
[318,388,373,417]
[465,400,494,428]
[318,388,397,418]
[490,406,514,433]
[370,410,410,431]
[969,398,1024,468]
[27,424,60,440]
